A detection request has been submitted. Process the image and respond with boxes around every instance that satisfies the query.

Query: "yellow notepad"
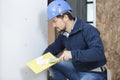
[27,52,59,74]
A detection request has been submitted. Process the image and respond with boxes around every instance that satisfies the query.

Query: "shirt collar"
[61,17,77,38]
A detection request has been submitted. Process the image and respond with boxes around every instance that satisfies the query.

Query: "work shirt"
[44,17,106,72]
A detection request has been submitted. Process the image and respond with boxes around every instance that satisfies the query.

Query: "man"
[43,0,107,80]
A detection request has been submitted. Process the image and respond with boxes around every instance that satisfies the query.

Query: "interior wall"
[0,0,48,80]
[0,0,2,78]
[96,0,120,80]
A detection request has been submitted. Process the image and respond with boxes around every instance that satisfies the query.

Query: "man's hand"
[59,50,72,61]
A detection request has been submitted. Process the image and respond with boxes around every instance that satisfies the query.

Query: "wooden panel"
[96,0,120,80]
[48,20,56,45]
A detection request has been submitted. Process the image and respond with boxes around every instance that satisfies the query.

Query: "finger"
[64,55,67,60]
[64,55,69,60]
[59,55,64,61]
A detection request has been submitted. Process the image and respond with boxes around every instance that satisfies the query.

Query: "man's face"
[51,17,66,32]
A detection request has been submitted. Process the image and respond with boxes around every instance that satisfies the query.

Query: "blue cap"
[47,0,72,20]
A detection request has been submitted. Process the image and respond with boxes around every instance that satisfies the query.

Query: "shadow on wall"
[38,9,48,42]
[20,63,47,80]
[20,66,47,80]
[20,66,38,80]
[20,10,48,80]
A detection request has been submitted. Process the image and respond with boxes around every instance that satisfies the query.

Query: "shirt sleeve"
[43,35,65,55]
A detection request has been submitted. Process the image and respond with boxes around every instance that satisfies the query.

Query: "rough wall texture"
[96,0,120,80]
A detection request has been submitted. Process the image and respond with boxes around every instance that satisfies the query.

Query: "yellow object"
[27,52,59,74]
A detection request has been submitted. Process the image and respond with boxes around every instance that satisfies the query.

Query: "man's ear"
[63,15,69,22]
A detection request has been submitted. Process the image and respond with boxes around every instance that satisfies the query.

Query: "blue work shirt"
[44,17,106,72]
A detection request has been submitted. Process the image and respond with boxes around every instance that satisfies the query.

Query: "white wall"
[0,0,48,80]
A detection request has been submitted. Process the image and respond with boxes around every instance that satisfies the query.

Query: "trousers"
[49,61,107,80]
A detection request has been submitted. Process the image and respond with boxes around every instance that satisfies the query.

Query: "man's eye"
[53,20,56,23]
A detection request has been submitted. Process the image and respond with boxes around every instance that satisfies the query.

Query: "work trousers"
[49,61,107,80]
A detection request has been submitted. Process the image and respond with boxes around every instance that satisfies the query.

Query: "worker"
[43,0,107,80]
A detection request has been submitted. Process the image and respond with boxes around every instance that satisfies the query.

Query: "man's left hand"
[59,50,72,61]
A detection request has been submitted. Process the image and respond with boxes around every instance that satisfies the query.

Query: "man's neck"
[65,20,75,33]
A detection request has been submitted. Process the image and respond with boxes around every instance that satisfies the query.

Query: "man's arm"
[71,26,106,62]
[43,35,65,56]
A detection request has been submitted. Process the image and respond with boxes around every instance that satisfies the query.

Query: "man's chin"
[56,29,61,32]
[56,30,61,33]
[58,30,66,33]
[56,28,65,33]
